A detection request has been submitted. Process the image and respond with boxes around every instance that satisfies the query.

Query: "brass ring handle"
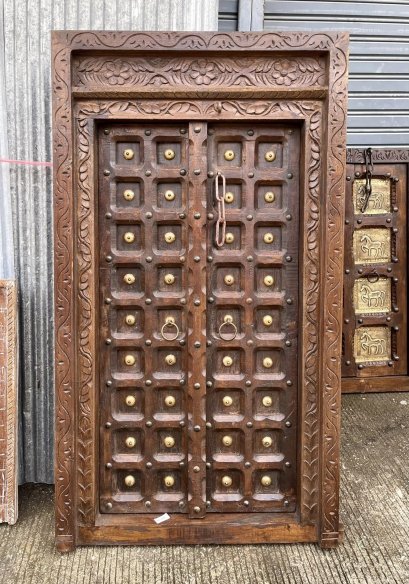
[160,317,180,341]
[218,315,238,341]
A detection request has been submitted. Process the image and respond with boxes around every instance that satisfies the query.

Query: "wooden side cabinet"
[342,149,409,393]
[52,31,349,550]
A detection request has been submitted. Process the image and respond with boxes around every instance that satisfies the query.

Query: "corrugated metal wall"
[1,0,218,484]
[219,0,409,147]
[0,3,13,280]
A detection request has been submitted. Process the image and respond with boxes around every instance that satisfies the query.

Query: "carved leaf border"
[320,42,349,544]
[347,148,409,164]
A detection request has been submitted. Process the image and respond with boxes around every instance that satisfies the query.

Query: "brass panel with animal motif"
[353,178,391,215]
[353,277,391,315]
[353,228,391,264]
[354,326,391,364]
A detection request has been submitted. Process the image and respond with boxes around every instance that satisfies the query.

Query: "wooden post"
[0,280,18,524]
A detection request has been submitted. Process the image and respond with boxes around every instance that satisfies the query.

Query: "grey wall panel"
[2,0,218,484]
[220,0,409,147]
[219,0,238,30]
[262,1,409,147]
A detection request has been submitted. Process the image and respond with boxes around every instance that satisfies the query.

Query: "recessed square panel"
[353,177,391,215]
[253,470,281,501]
[114,349,144,375]
[113,389,144,419]
[156,349,183,375]
[256,141,283,169]
[254,389,284,421]
[214,307,242,340]
[156,141,182,165]
[215,349,244,378]
[253,430,282,461]
[224,181,243,209]
[353,228,391,264]
[354,326,391,364]
[114,308,144,335]
[213,430,244,462]
[213,390,244,422]
[353,277,391,315]
[212,470,243,501]
[114,266,144,294]
[156,224,183,252]
[113,428,144,460]
[156,471,185,501]
[256,183,283,210]
[255,349,282,375]
[255,307,281,334]
[116,182,143,208]
[217,141,242,166]
[255,224,282,252]
[224,223,243,250]
[157,308,184,341]
[115,140,142,166]
[156,181,183,209]
[114,470,143,499]
[156,266,184,294]
[115,223,143,252]
[255,266,282,293]
[214,265,243,294]
[154,389,184,420]
[155,429,184,461]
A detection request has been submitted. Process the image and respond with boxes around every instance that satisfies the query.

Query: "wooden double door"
[98,121,300,519]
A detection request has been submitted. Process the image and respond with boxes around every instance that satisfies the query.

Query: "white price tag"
[154,513,170,524]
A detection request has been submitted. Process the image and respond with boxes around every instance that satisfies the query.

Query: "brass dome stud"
[124,475,136,487]
[123,148,134,160]
[221,475,233,487]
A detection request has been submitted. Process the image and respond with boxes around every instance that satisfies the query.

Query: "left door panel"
[98,124,190,514]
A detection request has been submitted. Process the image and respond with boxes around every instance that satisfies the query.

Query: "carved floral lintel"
[73,56,327,89]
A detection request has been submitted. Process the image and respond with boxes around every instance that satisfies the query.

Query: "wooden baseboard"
[342,376,409,394]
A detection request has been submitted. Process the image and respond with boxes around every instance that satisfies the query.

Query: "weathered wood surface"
[0,280,18,525]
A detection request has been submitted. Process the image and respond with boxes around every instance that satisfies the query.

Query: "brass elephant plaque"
[353,277,391,315]
[353,178,391,215]
[353,228,391,264]
[354,326,391,364]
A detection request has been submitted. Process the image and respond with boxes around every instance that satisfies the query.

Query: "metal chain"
[360,147,374,213]
[214,171,226,247]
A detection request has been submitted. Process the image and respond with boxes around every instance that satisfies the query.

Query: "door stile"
[186,122,208,518]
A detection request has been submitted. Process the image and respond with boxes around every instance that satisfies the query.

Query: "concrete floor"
[1,393,408,584]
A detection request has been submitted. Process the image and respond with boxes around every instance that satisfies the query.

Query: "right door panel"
[205,123,300,513]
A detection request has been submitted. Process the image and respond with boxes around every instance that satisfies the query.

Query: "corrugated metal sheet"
[0,2,14,279]
[219,0,409,146]
[2,0,218,484]
[219,0,239,30]
[267,1,409,147]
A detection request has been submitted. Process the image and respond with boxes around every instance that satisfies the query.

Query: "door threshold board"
[77,513,318,546]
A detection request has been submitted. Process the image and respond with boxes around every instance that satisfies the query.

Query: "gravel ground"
[1,392,408,584]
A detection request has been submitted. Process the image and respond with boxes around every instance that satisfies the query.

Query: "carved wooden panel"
[98,123,191,515]
[52,31,348,551]
[206,123,299,513]
[343,151,408,393]
[0,280,18,525]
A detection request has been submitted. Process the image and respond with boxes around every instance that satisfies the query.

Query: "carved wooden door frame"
[52,31,349,551]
